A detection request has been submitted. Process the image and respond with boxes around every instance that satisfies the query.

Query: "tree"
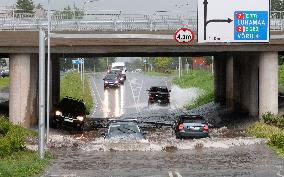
[53,5,84,19]
[16,0,35,13]
[154,57,173,72]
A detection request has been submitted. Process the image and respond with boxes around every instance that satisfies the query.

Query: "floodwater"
[43,72,284,177]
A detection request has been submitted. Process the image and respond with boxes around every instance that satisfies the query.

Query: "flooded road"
[44,72,284,177]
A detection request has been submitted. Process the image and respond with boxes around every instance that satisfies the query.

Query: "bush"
[261,112,284,128]
[0,117,36,157]
[269,133,284,148]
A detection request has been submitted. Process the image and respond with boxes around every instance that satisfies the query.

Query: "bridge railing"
[0,11,282,31]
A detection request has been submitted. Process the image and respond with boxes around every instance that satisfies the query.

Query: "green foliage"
[279,64,284,93]
[0,77,9,90]
[0,117,37,157]
[0,151,51,177]
[60,72,93,113]
[247,121,284,158]
[153,57,173,72]
[173,70,214,110]
[16,0,35,13]
[53,5,84,19]
[272,0,284,11]
[261,112,284,128]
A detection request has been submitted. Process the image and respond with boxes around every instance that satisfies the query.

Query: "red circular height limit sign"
[174,28,194,44]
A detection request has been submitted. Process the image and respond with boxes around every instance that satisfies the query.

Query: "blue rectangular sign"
[234,11,268,41]
[72,60,81,65]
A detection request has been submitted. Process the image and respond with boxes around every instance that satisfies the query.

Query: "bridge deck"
[0,31,283,55]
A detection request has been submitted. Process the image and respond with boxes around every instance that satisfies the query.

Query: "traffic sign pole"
[38,29,45,159]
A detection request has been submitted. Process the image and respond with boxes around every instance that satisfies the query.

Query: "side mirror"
[169,90,171,92]
[125,70,127,72]
[101,132,106,136]
[142,131,148,135]
[103,78,105,80]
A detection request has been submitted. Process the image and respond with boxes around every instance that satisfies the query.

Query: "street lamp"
[83,0,99,17]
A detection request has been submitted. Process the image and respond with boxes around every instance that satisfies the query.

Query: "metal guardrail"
[0,11,283,31]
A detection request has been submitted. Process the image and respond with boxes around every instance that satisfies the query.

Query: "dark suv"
[103,74,120,89]
[173,115,209,139]
[147,86,171,105]
[51,97,87,130]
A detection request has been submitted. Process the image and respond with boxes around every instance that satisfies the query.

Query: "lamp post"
[46,0,51,144]
[83,0,99,17]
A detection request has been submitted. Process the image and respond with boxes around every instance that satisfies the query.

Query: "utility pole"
[38,29,46,159]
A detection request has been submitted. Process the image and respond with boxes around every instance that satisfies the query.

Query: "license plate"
[64,118,73,122]
[190,127,200,130]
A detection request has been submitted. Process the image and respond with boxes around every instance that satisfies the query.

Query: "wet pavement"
[43,72,284,177]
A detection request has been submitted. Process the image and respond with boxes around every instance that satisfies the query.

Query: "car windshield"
[181,117,206,124]
[105,75,116,80]
[108,123,140,136]
[112,66,124,70]
[150,87,168,92]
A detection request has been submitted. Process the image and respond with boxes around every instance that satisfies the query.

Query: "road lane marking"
[175,171,182,177]
[92,74,103,104]
[277,171,284,177]
[168,171,174,177]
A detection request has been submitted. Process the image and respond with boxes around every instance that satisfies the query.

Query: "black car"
[51,97,87,130]
[147,86,171,105]
[173,115,209,139]
[108,70,125,84]
[103,74,120,89]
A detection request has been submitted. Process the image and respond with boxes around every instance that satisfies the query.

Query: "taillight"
[204,124,209,132]
[178,124,184,130]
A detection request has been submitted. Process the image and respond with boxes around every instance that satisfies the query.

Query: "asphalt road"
[44,72,284,177]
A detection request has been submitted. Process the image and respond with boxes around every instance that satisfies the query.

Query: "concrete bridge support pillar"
[226,54,234,111]
[248,53,259,117]
[259,52,278,116]
[9,54,38,128]
[214,53,226,105]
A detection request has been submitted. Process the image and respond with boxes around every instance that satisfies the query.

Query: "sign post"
[198,0,269,43]
[38,29,45,159]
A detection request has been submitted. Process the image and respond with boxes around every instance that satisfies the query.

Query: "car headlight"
[115,81,119,84]
[55,110,62,116]
[104,81,108,84]
[77,116,84,121]
[120,78,124,80]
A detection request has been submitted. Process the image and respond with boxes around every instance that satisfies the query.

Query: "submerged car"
[173,115,209,139]
[102,119,146,140]
[103,74,120,89]
[51,97,87,130]
[147,86,171,105]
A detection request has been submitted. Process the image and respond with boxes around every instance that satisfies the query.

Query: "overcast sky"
[0,0,197,15]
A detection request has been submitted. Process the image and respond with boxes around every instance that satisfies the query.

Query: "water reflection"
[102,87,123,118]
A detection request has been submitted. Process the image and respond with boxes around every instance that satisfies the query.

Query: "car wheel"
[78,124,85,131]
[50,119,57,129]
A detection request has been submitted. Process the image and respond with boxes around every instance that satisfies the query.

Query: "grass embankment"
[247,113,284,158]
[0,117,51,176]
[0,77,9,90]
[60,72,93,113]
[172,70,214,110]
